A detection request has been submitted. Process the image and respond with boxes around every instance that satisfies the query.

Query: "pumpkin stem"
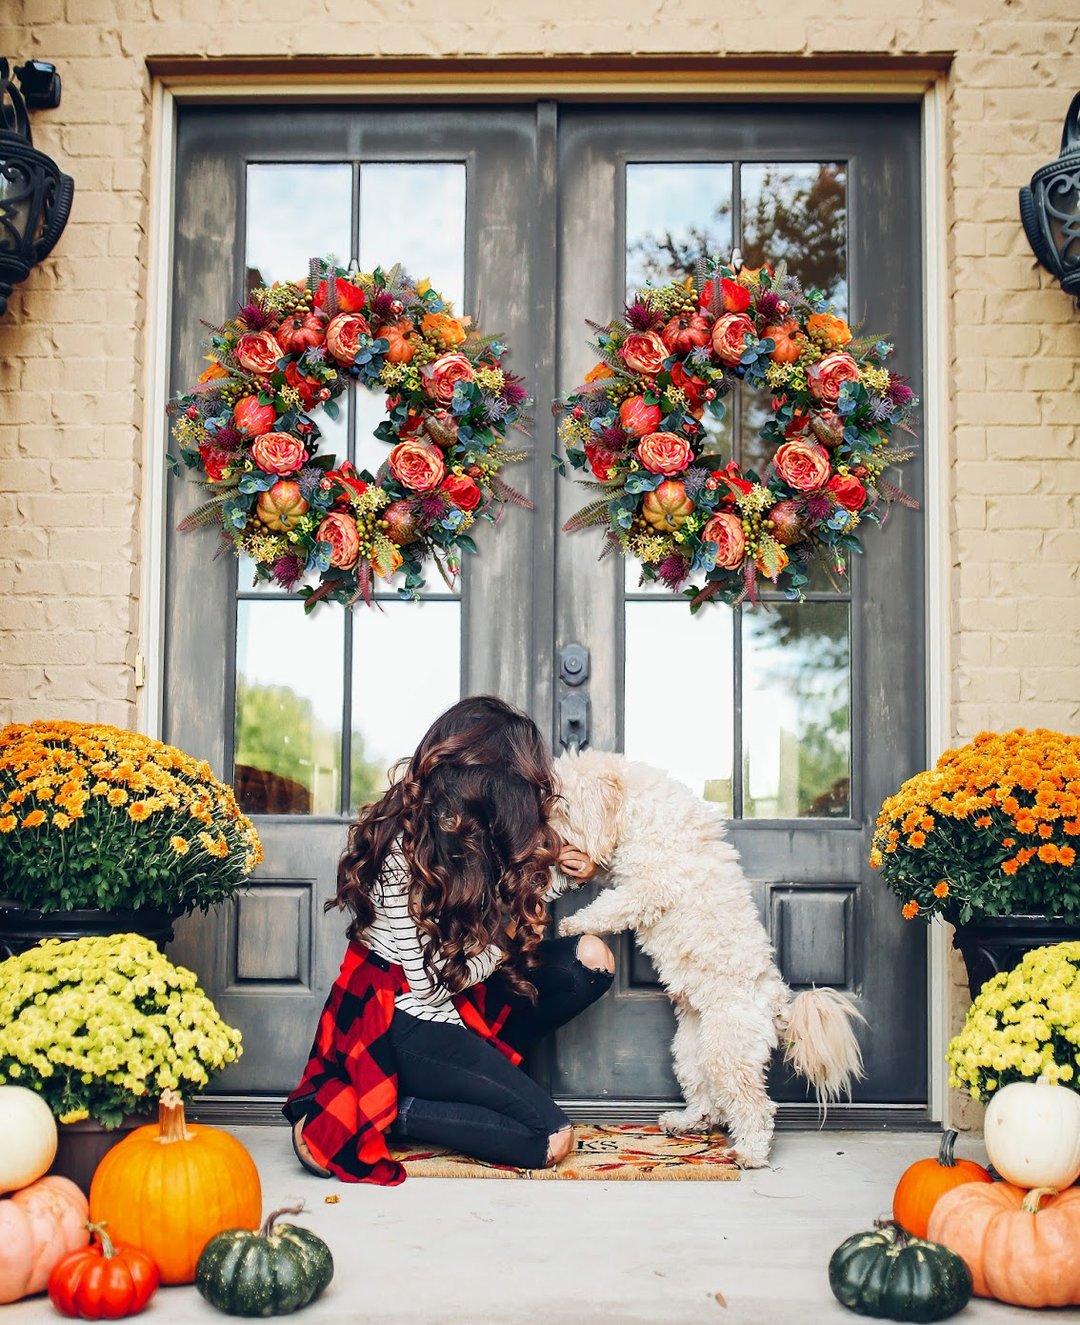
[262,1204,306,1238]
[872,1219,909,1247]
[936,1129,959,1168]
[87,1221,117,1259]
[1021,1187,1059,1214]
[156,1088,192,1143]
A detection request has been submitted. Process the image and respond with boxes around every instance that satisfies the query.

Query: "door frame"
[137,67,953,1123]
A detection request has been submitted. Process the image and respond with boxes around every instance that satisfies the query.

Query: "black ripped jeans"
[390,936,613,1168]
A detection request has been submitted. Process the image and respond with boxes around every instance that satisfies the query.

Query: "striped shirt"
[361,843,578,1026]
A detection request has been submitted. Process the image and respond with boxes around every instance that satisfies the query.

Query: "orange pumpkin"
[0,1175,89,1303]
[642,480,694,533]
[763,319,803,364]
[378,319,417,364]
[928,1182,1080,1308]
[89,1091,261,1286]
[892,1130,992,1238]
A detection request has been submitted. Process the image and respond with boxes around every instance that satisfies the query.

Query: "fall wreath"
[170,260,530,610]
[556,255,918,609]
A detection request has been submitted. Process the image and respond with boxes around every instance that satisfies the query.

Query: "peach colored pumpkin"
[928,1182,1080,1308]
[642,480,694,534]
[763,319,804,364]
[0,1175,89,1303]
[256,480,309,532]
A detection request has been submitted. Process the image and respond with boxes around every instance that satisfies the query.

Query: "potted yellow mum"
[870,728,1080,998]
[0,933,244,1188]
[0,721,262,956]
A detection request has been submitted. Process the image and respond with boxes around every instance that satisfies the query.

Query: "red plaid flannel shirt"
[283,941,519,1184]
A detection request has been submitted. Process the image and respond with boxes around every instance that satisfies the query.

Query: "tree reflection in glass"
[741,603,851,819]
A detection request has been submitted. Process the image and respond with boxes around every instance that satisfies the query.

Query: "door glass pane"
[626,163,733,292]
[625,163,734,459]
[739,162,848,309]
[355,163,467,478]
[351,601,461,811]
[738,162,847,480]
[245,164,353,290]
[234,601,345,816]
[624,601,734,811]
[741,602,851,819]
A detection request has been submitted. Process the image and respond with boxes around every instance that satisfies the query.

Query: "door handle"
[558,643,590,753]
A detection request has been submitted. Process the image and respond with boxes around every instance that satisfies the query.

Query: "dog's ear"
[556,757,625,869]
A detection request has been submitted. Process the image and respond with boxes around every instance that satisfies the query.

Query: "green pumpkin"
[828,1222,972,1323]
[195,1205,334,1317]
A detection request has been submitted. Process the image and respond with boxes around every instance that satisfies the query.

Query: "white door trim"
[138,72,953,1119]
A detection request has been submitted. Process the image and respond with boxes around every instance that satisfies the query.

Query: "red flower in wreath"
[585,443,618,481]
[235,331,282,376]
[198,443,235,483]
[284,361,320,410]
[442,474,482,511]
[314,277,366,313]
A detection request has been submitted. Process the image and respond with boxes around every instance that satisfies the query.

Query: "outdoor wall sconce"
[0,58,74,316]
[1020,91,1080,301]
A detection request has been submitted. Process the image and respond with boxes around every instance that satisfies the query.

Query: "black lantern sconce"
[1020,91,1080,302]
[0,58,74,316]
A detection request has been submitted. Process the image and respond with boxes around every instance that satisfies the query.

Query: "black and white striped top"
[362,843,577,1026]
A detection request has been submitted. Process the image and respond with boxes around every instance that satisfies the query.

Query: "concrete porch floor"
[9,1127,1076,1324]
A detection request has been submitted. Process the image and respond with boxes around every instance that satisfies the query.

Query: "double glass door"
[165,100,926,1115]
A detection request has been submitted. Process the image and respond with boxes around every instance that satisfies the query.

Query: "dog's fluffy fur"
[552,749,865,1168]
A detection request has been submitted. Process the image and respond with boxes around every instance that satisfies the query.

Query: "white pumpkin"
[984,1075,1080,1190]
[0,1086,58,1195]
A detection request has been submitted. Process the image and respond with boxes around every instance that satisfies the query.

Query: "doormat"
[391,1123,740,1180]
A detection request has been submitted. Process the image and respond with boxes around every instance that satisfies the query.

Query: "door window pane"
[356,164,467,478]
[741,603,851,819]
[626,163,733,293]
[740,162,848,310]
[351,601,461,811]
[738,162,847,479]
[624,601,734,811]
[245,164,353,290]
[234,601,345,816]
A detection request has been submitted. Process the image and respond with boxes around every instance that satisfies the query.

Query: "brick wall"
[0,0,1077,1123]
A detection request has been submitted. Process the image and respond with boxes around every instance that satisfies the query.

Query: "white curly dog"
[552,749,865,1168]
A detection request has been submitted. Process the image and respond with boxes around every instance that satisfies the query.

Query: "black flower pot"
[0,902,175,961]
[952,914,1080,1000]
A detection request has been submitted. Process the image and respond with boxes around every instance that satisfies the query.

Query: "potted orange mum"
[0,721,262,957]
[870,728,1080,997]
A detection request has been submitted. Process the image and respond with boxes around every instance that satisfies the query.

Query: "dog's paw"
[658,1109,711,1137]
[557,917,583,938]
[720,1147,769,1170]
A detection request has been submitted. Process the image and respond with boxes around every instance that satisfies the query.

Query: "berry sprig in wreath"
[556,254,918,609]
[170,259,531,610]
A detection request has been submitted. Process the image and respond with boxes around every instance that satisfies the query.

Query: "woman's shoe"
[291,1118,332,1178]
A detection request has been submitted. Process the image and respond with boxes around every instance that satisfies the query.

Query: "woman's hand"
[557,845,599,883]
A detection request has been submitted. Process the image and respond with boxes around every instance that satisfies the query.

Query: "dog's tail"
[781,988,866,1104]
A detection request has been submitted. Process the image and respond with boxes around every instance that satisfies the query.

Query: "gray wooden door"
[548,106,925,1117]
[163,101,925,1120]
[164,105,557,1109]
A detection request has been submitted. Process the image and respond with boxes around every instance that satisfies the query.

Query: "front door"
[163,100,925,1120]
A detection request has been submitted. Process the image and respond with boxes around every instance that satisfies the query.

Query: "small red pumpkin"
[892,1130,992,1239]
[276,310,327,354]
[48,1223,159,1320]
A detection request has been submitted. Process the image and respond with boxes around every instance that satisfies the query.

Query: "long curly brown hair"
[332,695,560,1000]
